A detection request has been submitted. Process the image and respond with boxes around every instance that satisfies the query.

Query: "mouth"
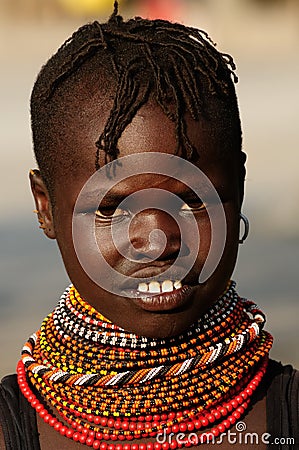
[121,279,196,312]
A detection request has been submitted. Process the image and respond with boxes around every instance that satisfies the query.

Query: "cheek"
[54,215,79,276]
[94,225,120,265]
[185,213,211,266]
[190,205,239,272]
[218,203,240,272]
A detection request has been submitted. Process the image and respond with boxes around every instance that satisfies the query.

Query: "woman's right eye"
[95,207,130,222]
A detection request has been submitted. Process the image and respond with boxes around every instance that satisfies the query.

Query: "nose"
[128,208,189,262]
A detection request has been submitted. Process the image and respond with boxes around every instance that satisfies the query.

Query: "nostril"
[148,229,167,258]
[130,228,168,262]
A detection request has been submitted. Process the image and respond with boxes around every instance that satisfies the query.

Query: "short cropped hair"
[31,1,245,198]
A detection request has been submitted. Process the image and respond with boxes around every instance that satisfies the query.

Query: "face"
[31,98,241,338]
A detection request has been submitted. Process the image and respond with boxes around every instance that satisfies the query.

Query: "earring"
[33,209,46,230]
[239,213,249,244]
[38,218,46,230]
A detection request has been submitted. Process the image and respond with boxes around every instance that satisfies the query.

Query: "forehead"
[49,93,239,202]
[54,98,237,169]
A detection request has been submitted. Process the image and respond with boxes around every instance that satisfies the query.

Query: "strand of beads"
[24,286,266,392]
[24,330,272,426]
[17,356,269,449]
[37,282,258,378]
[66,283,240,348]
[35,314,259,386]
[18,282,273,448]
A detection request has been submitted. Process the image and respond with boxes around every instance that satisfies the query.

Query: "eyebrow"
[80,190,126,204]
[80,185,208,206]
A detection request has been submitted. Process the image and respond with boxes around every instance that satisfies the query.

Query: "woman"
[1,2,298,448]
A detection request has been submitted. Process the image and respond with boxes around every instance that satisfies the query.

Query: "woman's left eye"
[181,199,206,212]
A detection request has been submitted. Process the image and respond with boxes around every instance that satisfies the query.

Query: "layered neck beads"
[18,282,273,449]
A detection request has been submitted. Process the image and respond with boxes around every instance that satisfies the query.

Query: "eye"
[95,207,130,222]
[180,198,206,213]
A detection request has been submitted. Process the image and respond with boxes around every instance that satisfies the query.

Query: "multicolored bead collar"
[18,281,273,449]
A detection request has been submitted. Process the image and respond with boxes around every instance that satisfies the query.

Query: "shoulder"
[266,359,299,396]
[0,374,20,450]
[265,359,299,445]
[0,374,20,404]
[0,374,41,450]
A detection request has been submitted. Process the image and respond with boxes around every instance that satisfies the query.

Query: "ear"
[30,169,56,239]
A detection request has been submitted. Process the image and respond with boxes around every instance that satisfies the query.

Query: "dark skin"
[25,99,268,449]
[35,397,267,450]
[30,100,240,338]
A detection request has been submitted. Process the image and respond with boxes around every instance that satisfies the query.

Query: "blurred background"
[0,0,298,378]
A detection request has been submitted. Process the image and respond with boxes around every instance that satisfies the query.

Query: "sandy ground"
[0,2,298,377]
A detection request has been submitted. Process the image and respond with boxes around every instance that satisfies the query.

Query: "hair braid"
[31,1,243,194]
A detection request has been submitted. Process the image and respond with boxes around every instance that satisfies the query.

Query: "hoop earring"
[239,213,249,244]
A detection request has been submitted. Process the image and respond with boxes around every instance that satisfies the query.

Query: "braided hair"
[31,1,244,196]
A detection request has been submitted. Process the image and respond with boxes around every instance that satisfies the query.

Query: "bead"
[86,436,95,446]
[36,404,43,413]
[66,429,74,438]
[217,423,226,433]
[179,423,187,432]
[170,424,178,435]
[228,416,236,425]
[39,409,46,418]
[139,445,147,450]
[194,420,201,430]
[206,414,215,423]
[187,423,194,432]
[200,417,209,427]
[49,418,57,427]
[73,432,80,441]
[60,426,67,436]
[213,411,221,420]
[54,422,61,431]
[79,434,86,444]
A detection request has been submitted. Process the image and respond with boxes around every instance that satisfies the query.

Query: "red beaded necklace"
[18,282,273,449]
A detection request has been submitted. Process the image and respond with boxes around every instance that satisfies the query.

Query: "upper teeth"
[137,280,182,294]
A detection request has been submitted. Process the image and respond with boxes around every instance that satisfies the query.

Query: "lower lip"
[122,285,195,312]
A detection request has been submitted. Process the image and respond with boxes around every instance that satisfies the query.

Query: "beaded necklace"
[18,282,273,449]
